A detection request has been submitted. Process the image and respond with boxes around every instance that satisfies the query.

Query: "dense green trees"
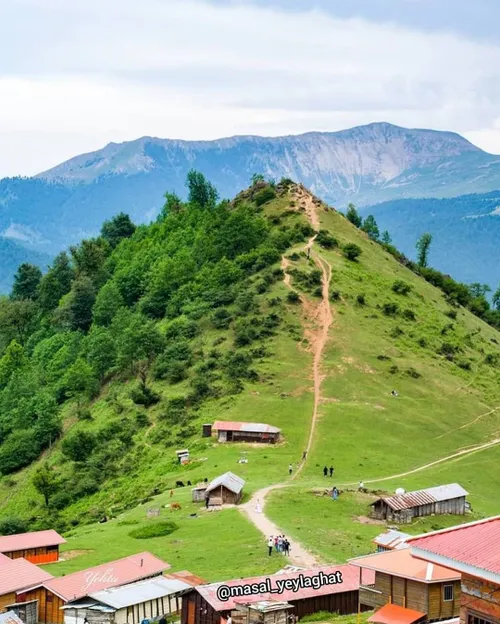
[346,203,362,227]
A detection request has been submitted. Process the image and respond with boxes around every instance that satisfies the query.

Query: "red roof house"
[409,516,500,624]
[212,421,281,444]
[0,530,66,564]
[181,564,374,624]
[0,557,53,605]
[20,551,170,624]
[368,603,426,624]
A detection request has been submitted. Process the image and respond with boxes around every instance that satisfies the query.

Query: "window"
[443,584,454,601]
[468,615,497,624]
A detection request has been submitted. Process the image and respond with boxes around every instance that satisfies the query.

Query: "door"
[187,601,196,624]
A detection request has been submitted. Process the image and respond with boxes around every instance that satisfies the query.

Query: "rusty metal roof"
[213,421,281,434]
[206,471,245,495]
[373,484,468,511]
[368,603,426,624]
[193,564,374,611]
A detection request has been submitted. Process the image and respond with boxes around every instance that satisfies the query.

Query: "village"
[0,420,498,624]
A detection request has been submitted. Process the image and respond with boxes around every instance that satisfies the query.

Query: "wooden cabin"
[351,548,461,622]
[181,564,374,624]
[0,530,66,565]
[370,484,468,524]
[0,557,53,618]
[204,472,245,506]
[410,516,500,624]
[62,576,194,624]
[18,552,169,624]
[232,601,294,624]
[212,421,281,444]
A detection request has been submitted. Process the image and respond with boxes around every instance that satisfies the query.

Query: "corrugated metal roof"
[374,484,468,511]
[0,529,66,553]
[206,472,245,495]
[194,564,374,611]
[368,603,426,624]
[409,515,500,581]
[0,612,24,624]
[87,576,191,609]
[0,557,53,594]
[373,530,411,550]
[350,548,460,582]
[26,552,169,601]
[213,421,281,434]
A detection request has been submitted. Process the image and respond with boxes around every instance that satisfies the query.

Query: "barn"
[18,552,170,624]
[0,530,66,564]
[181,565,374,624]
[212,422,281,444]
[370,484,468,524]
[204,472,245,506]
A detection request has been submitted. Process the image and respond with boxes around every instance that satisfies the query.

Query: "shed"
[233,601,294,624]
[205,472,245,506]
[368,603,426,624]
[212,422,281,444]
[0,557,53,615]
[192,486,207,503]
[0,530,66,564]
[62,576,192,624]
[370,484,468,523]
[176,450,190,464]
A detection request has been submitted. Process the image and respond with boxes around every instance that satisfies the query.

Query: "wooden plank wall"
[21,588,64,624]
[428,581,460,620]
[4,546,59,564]
[0,593,17,613]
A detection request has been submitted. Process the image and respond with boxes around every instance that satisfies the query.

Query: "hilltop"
[1,122,500,292]
[0,176,499,581]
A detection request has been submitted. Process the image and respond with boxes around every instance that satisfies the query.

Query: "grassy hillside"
[0,176,499,582]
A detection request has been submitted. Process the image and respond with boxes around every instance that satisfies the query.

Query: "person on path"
[302,450,307,460]
[332,486,338,501]
[255,499,262,514]
[268,536,274,556]
[278,535,283,552]
[274,536,279,552]
[283,537,290,556]
[358,481,364,491]
[205,495,209,509]
[329,466,334,477]
[323,466,328,477]
[289,463,293,476]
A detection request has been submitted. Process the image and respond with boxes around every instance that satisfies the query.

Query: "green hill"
[0,175,498,581]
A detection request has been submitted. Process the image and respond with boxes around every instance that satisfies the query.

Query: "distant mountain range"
[1,122,500,291]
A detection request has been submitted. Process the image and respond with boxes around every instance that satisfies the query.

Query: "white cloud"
[2,0,500,176]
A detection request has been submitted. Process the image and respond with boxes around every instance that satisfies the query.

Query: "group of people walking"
[323,465,334,477]
[267,534,291,556]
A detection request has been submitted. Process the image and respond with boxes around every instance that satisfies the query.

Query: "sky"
[3,0,500,177]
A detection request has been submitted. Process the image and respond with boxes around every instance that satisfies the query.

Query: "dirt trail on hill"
[241,188,331,567]
[337,437,500,488]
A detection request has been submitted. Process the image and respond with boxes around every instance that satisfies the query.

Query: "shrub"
[441,323,454,335]
[130,383,160,407]
[446,309,458,320]
[313,287,323,298]
[356,294,366,306]
[417,337,428,348]
[343,243,362,261]
[316,230,338,249]
[457,360,472,371]
[129,521,179,539]
[211,308,232,329]
[391,326,404,338]
[438,342,459,360]
[389,365,399,374]
[62,430,96,462]
[330,290,341,301]
[403,309,416,321]
[254,186,276,207]
[392,280,412,295]
[382,302,399,316]
[406,367,421,379]
[0,517,28,535]
[484,353,499,366]
[287,291,300,304]
[377,355,391,361]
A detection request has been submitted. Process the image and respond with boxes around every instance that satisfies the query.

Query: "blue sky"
[2,0,500,176]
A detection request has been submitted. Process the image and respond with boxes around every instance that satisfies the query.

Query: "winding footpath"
[241,190,332,567]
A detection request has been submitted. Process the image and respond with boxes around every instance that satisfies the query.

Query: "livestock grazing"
[176,481,185,487]
[171,502,182,510]
[187,480,192,486]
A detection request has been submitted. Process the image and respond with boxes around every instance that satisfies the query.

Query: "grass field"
[3,185,500,584]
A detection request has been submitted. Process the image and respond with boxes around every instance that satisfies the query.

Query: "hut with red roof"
[0,530,66,564]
